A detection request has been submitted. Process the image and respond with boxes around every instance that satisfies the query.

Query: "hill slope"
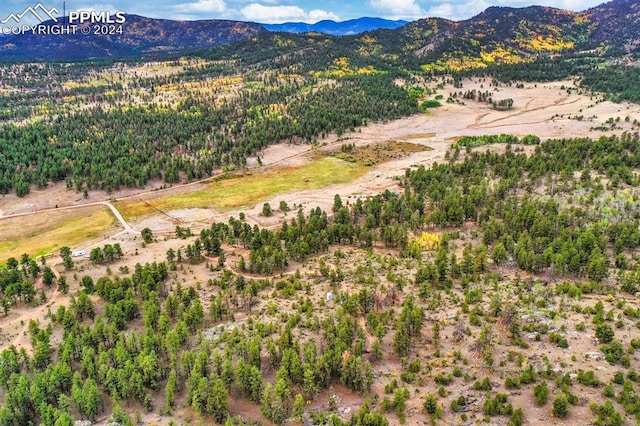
[210,0,639,75]
[0,15,264,61]
[411,5,590,71]
[206,6,588,74]
[0,0,638,64]
[586,0,640,54]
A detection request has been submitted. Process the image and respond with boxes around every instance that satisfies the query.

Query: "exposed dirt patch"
[249,141,311,168]
[328,140,431,166]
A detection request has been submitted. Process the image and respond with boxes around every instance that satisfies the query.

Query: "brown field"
[114,157,368,220]
[0,206,118,261]
[330,140,431,165]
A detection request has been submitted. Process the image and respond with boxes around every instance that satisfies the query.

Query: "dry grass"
[116,157,368,219]
[400,133,436,140]
[333,140,431,165]
[0,207,118,260]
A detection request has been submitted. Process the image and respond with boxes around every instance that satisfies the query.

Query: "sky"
[0,0,608,24]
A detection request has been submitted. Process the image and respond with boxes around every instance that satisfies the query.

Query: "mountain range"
[263,17,408,36]
[0,15,263,61]
[0,0,638,62]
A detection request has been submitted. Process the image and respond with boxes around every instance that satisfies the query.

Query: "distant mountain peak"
[262,17,408,36]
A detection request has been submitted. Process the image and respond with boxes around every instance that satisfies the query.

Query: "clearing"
[0,206,118,261]
[114,156,368,220]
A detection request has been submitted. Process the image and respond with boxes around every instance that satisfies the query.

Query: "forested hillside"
[1,0,638,62]
[2,0,640,424]
[1,1,639,198]
[0,15,264,61]
[0,65,415,196]
[3,133,640,424]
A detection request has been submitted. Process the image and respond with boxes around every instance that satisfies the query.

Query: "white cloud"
[425,0,490,20]
[240,3,338,23]
[308,9,340,22]
[369,0,425,19]
[176,0,227,14]
[226,0,281,3]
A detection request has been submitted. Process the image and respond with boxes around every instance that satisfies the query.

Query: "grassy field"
[0,207,118,261]
[116,157,368,219]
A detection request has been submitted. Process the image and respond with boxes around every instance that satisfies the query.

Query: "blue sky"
[0,0,607,24]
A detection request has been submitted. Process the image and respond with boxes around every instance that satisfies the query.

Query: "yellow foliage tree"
[409,232,441,252]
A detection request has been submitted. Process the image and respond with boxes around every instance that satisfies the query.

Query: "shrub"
[534,382,549,406]
[577,370,603,387]
[483,393,512,416]
[420,100,442,111]
[509,407,523,426]
[595,324,614,344]
[505,376,521,389]
[473,377,492,391]
[601,340,625,365]
[552,393,569,418]
[612,372,624,384]
[434,374,453,386]
[424,393,439,415]
[590,401,624,426]
[450,395,467,412]
[549,332,569,348]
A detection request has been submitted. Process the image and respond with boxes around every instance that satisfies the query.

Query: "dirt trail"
[0,132,350,220]
[2,260,62,353]
[358,316,374,351]
[468,93,578,129]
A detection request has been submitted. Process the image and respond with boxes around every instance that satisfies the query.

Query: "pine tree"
[208,378,229,423]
